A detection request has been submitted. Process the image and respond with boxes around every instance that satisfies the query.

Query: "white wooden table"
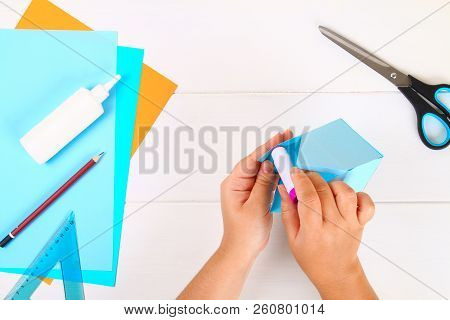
[0,0,449,299]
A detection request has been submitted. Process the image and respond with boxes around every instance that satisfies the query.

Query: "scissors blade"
[319,26,410,87]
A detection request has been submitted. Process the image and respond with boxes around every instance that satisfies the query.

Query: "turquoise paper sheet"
[260,119,383,213]
[82,46,144,286]
[0,30,117,277]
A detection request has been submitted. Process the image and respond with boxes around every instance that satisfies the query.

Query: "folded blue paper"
[0,30,117,277]
[260,119,383,213]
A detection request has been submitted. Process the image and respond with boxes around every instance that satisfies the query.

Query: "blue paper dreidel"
[260,119,383,213]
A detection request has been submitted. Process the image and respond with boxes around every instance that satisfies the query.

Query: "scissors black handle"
[398,75,450,150]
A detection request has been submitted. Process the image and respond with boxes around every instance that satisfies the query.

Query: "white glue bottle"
[20,75,121,164]
[271,146,298,202]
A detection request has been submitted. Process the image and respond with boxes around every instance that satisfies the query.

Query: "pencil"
[0,152,105,248]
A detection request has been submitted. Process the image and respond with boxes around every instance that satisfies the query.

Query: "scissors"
[319,26,450,150]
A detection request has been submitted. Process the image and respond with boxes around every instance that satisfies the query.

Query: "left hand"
[219,129,293,262]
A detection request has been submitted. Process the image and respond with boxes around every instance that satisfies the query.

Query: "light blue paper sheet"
[0,30,117,277]
[81,46,144,286]
[260,119,383,213]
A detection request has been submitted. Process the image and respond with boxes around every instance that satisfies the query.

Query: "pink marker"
[271,147,297,202]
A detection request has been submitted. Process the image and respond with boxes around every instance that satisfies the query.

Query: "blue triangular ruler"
[4,211,84,300]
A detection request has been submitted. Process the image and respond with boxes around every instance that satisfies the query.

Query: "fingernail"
[290,167,300,174]
[278,184,287,199]
[283,128,293,137]
[277,185,284,199]
[262,161,273,173]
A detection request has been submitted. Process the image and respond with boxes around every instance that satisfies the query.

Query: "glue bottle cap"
[90,75,121,103]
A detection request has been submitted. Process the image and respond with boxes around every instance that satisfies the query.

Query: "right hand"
[279,168,377,299]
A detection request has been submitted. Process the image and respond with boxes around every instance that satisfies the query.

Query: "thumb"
[279,184,300,242]
[247,161,278,212]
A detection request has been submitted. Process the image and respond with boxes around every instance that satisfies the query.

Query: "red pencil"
[0,152,105,248]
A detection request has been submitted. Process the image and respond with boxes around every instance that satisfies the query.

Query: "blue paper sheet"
[260,119,383,213]
[81,46,144,286]
[0,30,117,277]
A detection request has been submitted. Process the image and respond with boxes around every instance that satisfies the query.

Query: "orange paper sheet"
[16,0,177,155]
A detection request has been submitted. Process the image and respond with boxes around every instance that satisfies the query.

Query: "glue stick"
[271,147,297,202]
[20,75,121,164]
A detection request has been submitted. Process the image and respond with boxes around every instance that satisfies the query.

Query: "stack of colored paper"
[0,0,177,287]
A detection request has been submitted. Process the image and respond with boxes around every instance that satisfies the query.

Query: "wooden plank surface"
[47,0,450,93]
[2,1,449,93]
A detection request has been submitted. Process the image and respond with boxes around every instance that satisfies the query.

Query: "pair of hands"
[220,130,377,299]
